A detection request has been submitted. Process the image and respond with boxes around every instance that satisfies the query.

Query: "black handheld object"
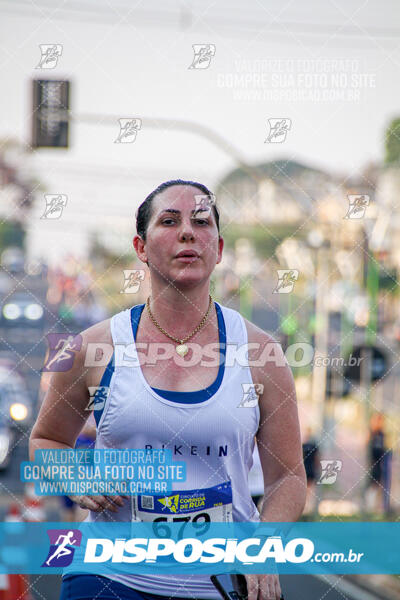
[210,574,248,600]
[210,574,285,600]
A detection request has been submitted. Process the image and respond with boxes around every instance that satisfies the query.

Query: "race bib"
[131,481,233,525]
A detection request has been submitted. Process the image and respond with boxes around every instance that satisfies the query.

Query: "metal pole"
[72,113,263,185]
[360,344,372,515]
[360,249,380,514]
[312,245,330,438]
[311,244,330,514]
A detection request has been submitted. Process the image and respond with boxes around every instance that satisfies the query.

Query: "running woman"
[30,180,306,600]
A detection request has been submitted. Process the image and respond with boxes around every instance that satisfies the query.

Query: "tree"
[0,138,40,252]
[384,118,400,165]
[0,222,25,250]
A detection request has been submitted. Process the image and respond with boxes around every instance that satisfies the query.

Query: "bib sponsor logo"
[158,495,180,513]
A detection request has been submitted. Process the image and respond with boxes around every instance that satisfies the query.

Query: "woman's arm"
[29,332,92,457]
[245,323,306,600]
[256,347,307,522]
[246,321,307,521]
[29,323,125,513]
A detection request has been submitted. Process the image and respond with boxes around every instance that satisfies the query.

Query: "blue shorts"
[60,574,205,600]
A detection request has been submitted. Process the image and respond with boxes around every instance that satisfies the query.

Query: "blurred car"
[0,419,13,470]
[0,356,33,431]
[1,292,44,327]
[0,246,25,274]
[0,271,13,295]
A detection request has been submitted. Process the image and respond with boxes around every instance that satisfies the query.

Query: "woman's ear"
[133,235,148,264]
[216,235,224,264]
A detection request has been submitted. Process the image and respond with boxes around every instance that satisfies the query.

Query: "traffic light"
[344,345,388,383]
[32,79,70,148]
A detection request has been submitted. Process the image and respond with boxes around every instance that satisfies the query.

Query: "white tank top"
[86,302,261,599]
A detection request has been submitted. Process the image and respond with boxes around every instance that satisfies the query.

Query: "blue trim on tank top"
[130,302,226,403]
[93,353,115,427]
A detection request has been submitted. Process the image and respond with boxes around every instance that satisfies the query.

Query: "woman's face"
[134,185,223,288]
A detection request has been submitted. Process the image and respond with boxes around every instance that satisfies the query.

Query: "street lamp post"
[308,230,330,441]
[235,238,254,321]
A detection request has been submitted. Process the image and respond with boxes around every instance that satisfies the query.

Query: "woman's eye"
[193,219,209,225]
[161,218,176,225]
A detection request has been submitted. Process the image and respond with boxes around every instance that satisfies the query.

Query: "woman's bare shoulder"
[81,317,113,346]
[243,317,281,347]
[242,317,289,378]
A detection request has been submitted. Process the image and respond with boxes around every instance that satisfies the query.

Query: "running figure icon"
[46,531,77,566]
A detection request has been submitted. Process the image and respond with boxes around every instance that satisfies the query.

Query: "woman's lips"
[174,255,199,263]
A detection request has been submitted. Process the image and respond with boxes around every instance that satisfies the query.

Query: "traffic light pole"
[31,78,262,182]
[360,246,380,515]
[73,113,263,185]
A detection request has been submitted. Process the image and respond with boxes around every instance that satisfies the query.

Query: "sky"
[0,0,400,262]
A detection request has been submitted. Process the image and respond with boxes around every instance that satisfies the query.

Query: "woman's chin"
[168,268,207,287]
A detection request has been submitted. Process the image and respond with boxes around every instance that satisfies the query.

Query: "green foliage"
[0,221,25,252]
[222,224,303,258]
[281,314,298,335]
[385,117,400,165]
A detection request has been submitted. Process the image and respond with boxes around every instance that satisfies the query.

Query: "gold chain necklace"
[146,295,213,357]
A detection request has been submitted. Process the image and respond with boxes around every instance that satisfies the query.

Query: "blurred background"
[1,0,400,598]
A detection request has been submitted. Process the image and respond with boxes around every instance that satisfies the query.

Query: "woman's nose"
[178,220,195,241]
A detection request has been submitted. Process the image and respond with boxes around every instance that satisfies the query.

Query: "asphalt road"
[0,269,89,496]
[0,271,51,496]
